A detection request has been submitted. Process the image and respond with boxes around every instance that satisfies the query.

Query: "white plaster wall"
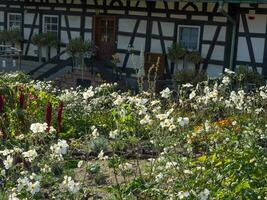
[237,37,250,62]
[203,25,216,41]
[247,14,267,34]
[119,19,136,32]
[0,11,4,22]
[85,16,92,29]
[218,27,226,41]
[127,54,141,69]
[191,16,208,21]
[117,53,125,67]
[24,13,38,26]
[84,32,92,41]
[161,22,174,37]
[107,10,125,15]
[239,14,267,34]
[117,35,130,49]
[137,20,147,34]
[70,31,80,39]
[68,16,81,28]
[133,37,146,50]
[152,21,159,35]
[201,44,210,58]
[211,46,224,61]
[61,31,69,44]
[150,39,162,53]
[207,64,223,77]
[251,37,265,63]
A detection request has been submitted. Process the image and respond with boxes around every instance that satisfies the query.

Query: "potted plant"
[32,32,58,63]
[185,51,203,75]
[167,43,186,74]
[236,65,264,90]
[44,32,58,62]
[0,29,22,48]
[32,33,46,63]
[66,37,92,78]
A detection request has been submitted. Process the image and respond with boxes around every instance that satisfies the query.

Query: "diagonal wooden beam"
[122,19,140,69]
[202,25,221,71]
[25,12,38,56]
[157,21,170,76]
[64,15,72,41]
[241,13,257,72]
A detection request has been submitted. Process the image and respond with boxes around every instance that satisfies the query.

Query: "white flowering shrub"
[0,71,266,199]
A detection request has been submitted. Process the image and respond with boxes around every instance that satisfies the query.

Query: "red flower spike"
[19,92,25,109]
[0,95,4,113]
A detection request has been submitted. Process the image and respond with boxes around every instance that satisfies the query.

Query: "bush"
[174,70,207,85]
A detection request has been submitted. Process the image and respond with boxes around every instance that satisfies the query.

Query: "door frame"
[92,15,117,49]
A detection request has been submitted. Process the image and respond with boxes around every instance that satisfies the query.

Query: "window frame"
[42,15,59,36]
[7,13,22,31]
[177,25,201,51]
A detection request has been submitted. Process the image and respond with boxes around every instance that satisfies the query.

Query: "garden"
[0,69,266,199]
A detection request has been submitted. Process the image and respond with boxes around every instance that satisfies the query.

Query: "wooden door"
[94,16,116,62]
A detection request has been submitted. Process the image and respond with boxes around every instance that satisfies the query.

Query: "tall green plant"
[185,51,203,75]
[0,30,22,45]
[167,43,186,73]
[66,37,92,69]
[32,32,58,63]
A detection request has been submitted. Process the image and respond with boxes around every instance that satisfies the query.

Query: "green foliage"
[185,51,203,65]
[174,70,207,85]
[66,37,92,57]
[0,29,22,43]
[32,32,58,48]
[167,43,186,63]
[236,65,265,87]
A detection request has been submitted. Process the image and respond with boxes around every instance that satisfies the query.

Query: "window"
[178,25,200,51]
[8,13,22,31]
[43,15,58,36]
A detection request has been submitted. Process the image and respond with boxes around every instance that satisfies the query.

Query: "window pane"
[52,17,58,24]
[179,26,199,50]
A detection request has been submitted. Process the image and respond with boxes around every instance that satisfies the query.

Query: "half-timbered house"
[1,0,267,85]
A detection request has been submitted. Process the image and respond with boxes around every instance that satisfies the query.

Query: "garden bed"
[0,71,266,199]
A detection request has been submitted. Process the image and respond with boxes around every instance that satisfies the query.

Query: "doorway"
[93,16,116,62]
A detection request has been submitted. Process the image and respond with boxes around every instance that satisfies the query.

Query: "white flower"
[27,181,40,195]
[83,87,95,100]
[224,68,235,74]
[199,188,210,200]
[109,129,119,139]
[97,150,108,160]
[3,155,13,169]
[189,90,196,100]
[17,177,30,191]
[49,126,56,133]
[160,87,172,98]
[77,160,83,168]
[119,162,133,171]
[182,83,193,88]
[50,140,69,156]
[61,176,80,194]
[92,128,99,139]
[177,191,190,199]
[8,189,19,200]
[1,169,6,176]
[177,117,189,127]
[222,76,231,85]
[140,114,152,125]
[30,123,48,133]
[22,149,38,163]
